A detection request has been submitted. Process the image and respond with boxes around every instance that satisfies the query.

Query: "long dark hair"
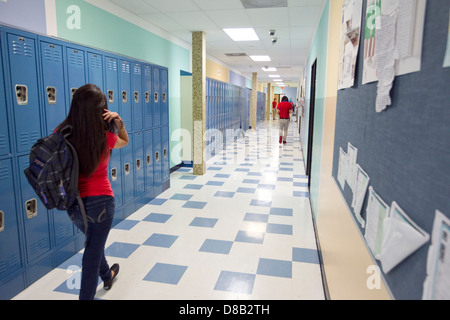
[58,84,109,177]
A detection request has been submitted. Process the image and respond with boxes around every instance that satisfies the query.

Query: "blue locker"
[134,131,144,196]
[87,51,104,91]
[0,158,23,281]
[122,133,134,204]
[105,56,119,113]
[162,126,170,182]
[132,62,143,131]
[153,67,161,127]
[152,127,162,186]
[108,148,123,209]
[66,46,86,106]
[160,68,168,126]
[143,64,153,129]
[119,59,132,131]
[39,39,67,135]
[6,31,41,153]
[0,32,11,157]
[144,130,153,191]
[18,155,51,263]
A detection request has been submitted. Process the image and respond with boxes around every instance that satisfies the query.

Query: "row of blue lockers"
[0,24,170,299]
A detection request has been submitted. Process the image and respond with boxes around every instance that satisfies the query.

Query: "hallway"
[13,119,325,300]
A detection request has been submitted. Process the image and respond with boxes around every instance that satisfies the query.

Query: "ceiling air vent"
[240,0,288,9]
[225,53,248,57]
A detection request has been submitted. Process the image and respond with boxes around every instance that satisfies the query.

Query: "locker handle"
[136,158,141,170]
[146,155,151,166]
[134,91,139,103]
[71,88,78,96]
[15,85,28,105]
[163,148,167,158]
[154,92,158,103]
[122,91,127,103]
[25,199,37,219]
[0,210,4,232]
[155,152,159,162]
[46,86,56,105]
[145,92,149,103]
[162,93,166,103]
[124,163,130,175]
[111,168,117,181]
[108,90,114,103]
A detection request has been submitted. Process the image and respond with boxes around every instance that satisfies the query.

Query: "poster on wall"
[444,9,450,68]
[337,0,363,90]
[362,0,428,85]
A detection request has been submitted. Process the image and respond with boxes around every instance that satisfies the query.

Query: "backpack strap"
[77,195,89,247]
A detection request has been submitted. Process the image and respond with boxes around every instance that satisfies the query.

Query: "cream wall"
[206,59,229,83]
[315,0,391,300]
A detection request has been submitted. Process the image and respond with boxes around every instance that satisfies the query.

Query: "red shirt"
[272,101,277,109]
[277,101,293,119]
[78,132,118,198]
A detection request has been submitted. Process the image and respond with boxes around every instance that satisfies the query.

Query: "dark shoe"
[104,263,119,290]
[283,141,287,144]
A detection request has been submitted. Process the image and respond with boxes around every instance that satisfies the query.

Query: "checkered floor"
[13,119,325,300]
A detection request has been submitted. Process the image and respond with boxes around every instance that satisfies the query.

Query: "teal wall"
[54,0,191,167]
[302,1,329,214]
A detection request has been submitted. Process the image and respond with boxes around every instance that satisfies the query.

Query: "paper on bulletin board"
[337,147,348,189]
[346,142,358,191]
[362,0,427,85]
[364,187,390,259]
[423,210,450,300]
[379,201,429,273]
[337,0,363,89]
[444,9,450,68]
[351,164,370,227]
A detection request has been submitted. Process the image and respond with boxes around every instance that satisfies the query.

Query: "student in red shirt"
[277,96,293,144]
[272,99,278,120]
[58,84,129,300]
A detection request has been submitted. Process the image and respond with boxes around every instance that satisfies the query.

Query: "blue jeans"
[68,195,115,300]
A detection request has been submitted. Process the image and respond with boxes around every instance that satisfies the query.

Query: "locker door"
[66,46,86,107]
[162,126,170,182]
[160,68,168,126]
[0,158,23,281]
[153,67,161,127]
[122,133,134,204]
[144,130,153,191]
[134,131,144,196]
[7,32,41,153]
[0,32,11,157]
[87,51,104,91]
[143,64,153,129]
[132,62,143,131]
[105,56,119,114]
[18,156,51,263]
[153,127,162,186]
[119,60,132,131]
[40,40,66,135]
[108,149,123,208]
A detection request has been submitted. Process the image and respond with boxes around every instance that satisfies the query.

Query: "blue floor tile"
[236,187,256,194]
[235,168,250,172]
[170,193,193,201]
[208,166,223,171]
[143,213,172,223]
[247,172,263,176]
[242,179,260,184]
[214,191,235,198]
[250,199,272,207]
[266,223,293,235]
[243,213,269,223]
[277,177,293,182]
[257,258,292,278]
[206,181,224,186]
[214,174,230,178]
[179,175,197,180]
[144,263,188,285]
[199,239,233,254]
[270,207,293,216]
[293,182,309,187]
[105,242,140,258]
[292,247,320,264]
[235,230,265,244]
[214,271,256,294]
[148,198,167,206]
[189,217,218,228]
[184,184,203,190]
[143,233,178,248]
[183,201,207,209]
[257,184,275,190]
[113,219,140,230]
[293,191,310,197]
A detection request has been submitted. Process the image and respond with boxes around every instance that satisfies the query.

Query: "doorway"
[306,59,317,187]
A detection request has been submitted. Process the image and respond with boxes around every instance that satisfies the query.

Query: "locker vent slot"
[46,87,56,104]
[111,168,117,181]
[107,58,117,71]
[122,91,127,103]
[108,90,114,103]
[133,64,141,75]
[145,92,149,103]
[0,211,4,232]
[124,163,130,175]
[15,85,28,105]
[11,37,34,57]
[25,199,37,219]
[121,62,130,74]
[136,158,141,170]
[43,45,62,63]
[134,91,139,103]
[68,50,83,66]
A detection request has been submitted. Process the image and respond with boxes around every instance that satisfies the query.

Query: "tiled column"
[192,31,206,175]
[250,72,257,130]
[266,83,271,120]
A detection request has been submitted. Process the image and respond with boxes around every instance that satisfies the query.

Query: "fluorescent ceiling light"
[249,55,271,62]
[223,28,259,41]
[262,67,277,72]
[273,79,283,82]
[269,75,280,78]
